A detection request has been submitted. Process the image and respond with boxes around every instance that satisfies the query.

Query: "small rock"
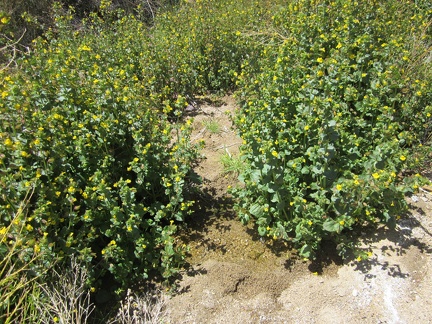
[421,196,428,202]
[411,195,419,202]
[352,289,358,297]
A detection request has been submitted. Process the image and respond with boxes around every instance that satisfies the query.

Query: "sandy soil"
[164,96,432,324]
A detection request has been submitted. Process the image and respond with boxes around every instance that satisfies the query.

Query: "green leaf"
[249,203,264,218]
[312,165,323,175]
[299,244,313,258]
[301,166,309,174]
[261,163,271,176]
[270,192,280,203]
[323,219,341,233]
[258,226,267,236]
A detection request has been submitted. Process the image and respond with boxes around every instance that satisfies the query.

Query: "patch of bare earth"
[165,96,432,324]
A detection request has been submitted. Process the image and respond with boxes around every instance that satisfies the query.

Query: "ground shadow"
[179,178,236,254]
[346,203,432,280]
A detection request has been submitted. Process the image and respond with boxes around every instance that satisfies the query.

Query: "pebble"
[411,195,419,202]
[352,289,359,297]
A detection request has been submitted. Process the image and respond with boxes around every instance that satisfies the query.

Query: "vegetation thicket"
[0,0,431,321]
[233,0,432,258]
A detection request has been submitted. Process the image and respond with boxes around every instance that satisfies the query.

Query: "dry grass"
[36,256,95,324]
[0,189,43,324]
[109,289,168,324]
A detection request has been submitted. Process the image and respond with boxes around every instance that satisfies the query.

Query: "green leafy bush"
[0,0,284,299]
[148,0,280,98]
[2,0,431,307]
[233,0,432,258]
[0,9,199,294]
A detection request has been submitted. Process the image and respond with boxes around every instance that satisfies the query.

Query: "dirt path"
[165,96,432,324]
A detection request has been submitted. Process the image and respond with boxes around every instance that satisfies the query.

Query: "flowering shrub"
[233,0,432,258]
[1,0,431,303]
[0,0,285,298]
[148,0,279,100]
[0,9,200,294]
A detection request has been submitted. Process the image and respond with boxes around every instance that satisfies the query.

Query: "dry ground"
[164,96,432,324]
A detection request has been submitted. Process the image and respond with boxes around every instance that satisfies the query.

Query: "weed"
[203,118,222,134]
[220,149,245,175]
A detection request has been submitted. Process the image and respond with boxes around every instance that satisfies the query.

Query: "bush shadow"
[346,202,432,280]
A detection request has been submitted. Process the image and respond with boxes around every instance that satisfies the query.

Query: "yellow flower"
[4,138,13,147]
[316,57,323,63]
[372,172,380,179]
[26,224,33,231]
[339,220,345,226]
[336,184,343,191]
[399,155,406,161]
[304,125,310,131]
[79,45,91,51]
[271,150,278,157]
